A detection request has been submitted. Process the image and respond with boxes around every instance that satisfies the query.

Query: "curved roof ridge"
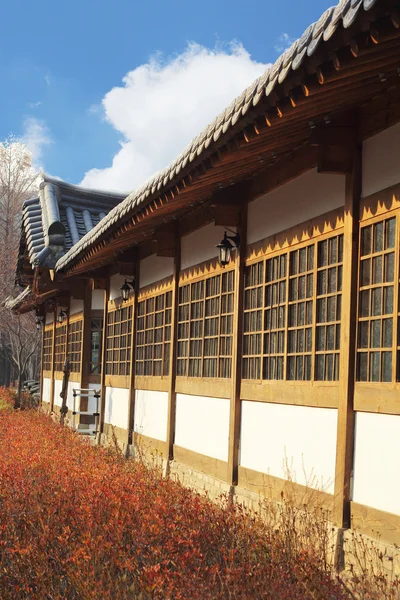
[53,0,381,272]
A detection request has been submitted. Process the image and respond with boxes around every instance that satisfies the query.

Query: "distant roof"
[55,0,381,273]
[20,173,127,275]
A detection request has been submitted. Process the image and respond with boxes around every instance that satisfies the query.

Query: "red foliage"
[0,388,348,600]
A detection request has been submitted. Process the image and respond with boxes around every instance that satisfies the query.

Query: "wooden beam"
[333,136,361,528]
[166,226,180,462]
[152,230,177,258]
[310,126,357,148]
[317,144,354,175]
[213,204,241,227]
[227,203,247,486]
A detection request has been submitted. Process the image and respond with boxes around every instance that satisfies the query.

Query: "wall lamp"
[35,315,44,330]
[121,279,135,302]
[216,231,240,267]
[57,309,68,324]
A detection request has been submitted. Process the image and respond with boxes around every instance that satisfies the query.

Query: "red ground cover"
[0,389,347,599]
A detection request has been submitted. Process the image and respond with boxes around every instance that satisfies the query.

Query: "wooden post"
[166,231,180,462]
[98,282,110,441]
[227,204,247,486]
[126,253,139,453]
[333,141,361,528]
[49,308,57,413]
[78,280,93,425]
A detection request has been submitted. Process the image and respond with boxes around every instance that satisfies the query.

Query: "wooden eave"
[59,6,400,278]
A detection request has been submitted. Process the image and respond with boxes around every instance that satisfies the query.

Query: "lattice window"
[105,305,133,376]
[315,235,343,381]
[135,291,172,377]
[89,318,103,375]
[177,270,234,378]
[54,325,67,372]
[42,328,53,371]
[67,319,83,373]
[357,217,396,382]
[242,232,343,382]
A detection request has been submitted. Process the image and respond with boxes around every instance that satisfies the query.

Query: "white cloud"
[81,42,269,192]
[44,73,51,86]
[274,32,295,53]
[22,117,52,168]
[27,101,43,109]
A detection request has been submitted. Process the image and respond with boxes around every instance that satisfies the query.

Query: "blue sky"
[0,0,332,192]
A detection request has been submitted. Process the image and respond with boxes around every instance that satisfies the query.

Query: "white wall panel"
[70,298,84,315]
[247,168,345,245]
[181,223,227,271]
[139,254,174,288]
[353,412,400,516]
[42,377,51,403]
[91,289,105,310]
[53,379,62,407]
[104,386,129,430]
[175,394,230,461]
[240,401,338,493]
[45,312,54,325]
[134,390,169,441]
[362,123,400,198]
[109,274,126,301]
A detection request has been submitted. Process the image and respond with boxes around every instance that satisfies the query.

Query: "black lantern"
[121,279,135,302]
[35,315,44,330]
[57,309,67,324]
[216,231,240,267]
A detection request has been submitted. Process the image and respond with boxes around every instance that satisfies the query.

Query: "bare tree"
[0,136,40,397]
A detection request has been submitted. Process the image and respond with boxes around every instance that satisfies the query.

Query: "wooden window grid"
[67,319,83,373]
[42,328,53,371]
[89,317,103,375]
[357,216,396,382]
[177,270,234,378]
[54,324,67,372]
[105,305,133,376]
[243,232,343,382]
[135,290,172,377]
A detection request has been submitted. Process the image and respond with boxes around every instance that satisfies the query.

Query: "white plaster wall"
[45,312,54,325]
[42,377,51,403]
[109,274,126,301]
[139,254,174,288]
[134,390,168,441]
[175,394,230,461]
[353,412,400,516]
[362,122,400,198]
[53,379,62,407]
[104,386,129,430]
[247,168,345,245]
[181,223,227,271]
[239,402,338,493]
[91,289,105,310]
[70,298,84,315]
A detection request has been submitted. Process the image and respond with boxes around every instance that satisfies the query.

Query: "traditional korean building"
[11,0,400,550]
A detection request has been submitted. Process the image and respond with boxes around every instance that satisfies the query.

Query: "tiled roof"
[56,0,380,273]
[22,174,127,270]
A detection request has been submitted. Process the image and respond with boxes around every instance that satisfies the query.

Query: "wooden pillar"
[49,308,57,412]
[80,280,93,415]
[39,320,45,408]
[127,254,139,451]
[166,233,181,461]
[333,141,362,528]
[98,282,110,440]
[227,205,247,486]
